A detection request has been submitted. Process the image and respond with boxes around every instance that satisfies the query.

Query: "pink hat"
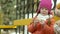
[37,0,52,14]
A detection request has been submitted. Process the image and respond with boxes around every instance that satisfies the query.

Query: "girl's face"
[55,8,60,17]
[40,8,48,15]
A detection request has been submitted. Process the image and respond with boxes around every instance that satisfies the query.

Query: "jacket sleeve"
[28,23,36,33]
[49,18,55,28]
[44,18,55,29]
[42,18,55,34]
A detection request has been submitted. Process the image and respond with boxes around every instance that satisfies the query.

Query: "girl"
[28,0,55,34]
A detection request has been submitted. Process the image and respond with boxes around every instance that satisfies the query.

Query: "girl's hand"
[39,19,45,24]
[33,18,40,27]
[34,19,39,24]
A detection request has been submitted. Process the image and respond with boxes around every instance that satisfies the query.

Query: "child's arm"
[28,18,43,33]
[44,18,55,30]
[28,23,36,33]
[46,18,55,27]
[50,18,55,27]
[28,17,40,33]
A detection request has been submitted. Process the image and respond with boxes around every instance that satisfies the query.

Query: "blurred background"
[0,0,59,34]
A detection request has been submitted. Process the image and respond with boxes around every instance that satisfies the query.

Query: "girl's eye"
[41,8,48,10]
[44,8,48,10]
[45,8,47,10]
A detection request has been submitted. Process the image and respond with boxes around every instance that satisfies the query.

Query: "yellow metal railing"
[0,25,17,28]
[13,19,32,25]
